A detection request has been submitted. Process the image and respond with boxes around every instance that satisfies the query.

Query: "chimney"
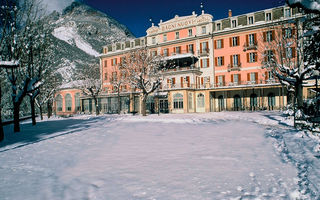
[228,9,232,18]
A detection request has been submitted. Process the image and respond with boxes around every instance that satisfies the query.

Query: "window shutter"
[255,72,258,83]
[222,75,225,86]
[186,45,189,53]
[215,76,218,86]
[172,78,175,84]
[265,71,268,80]
[222,56,224,65]
[229,37,232,47]
[247,73,250,81]
[246,35,249,45]
[272,30,275,40]
[247,53,250,63]
[237,36,240,46]
[207,58,210,67]
[186,76,190,87]
[214,40,217,49]
[263,32,267,42]
[181,77,183,87]
[200,59,203,68]
[201,77,204,85]
[215,57,218,66]
[206,42,209,51]
[200,43,202,53]
[167,79,170,84]
[239,74,241,83]
[282,28,286,38]
[264,51,267,62]
[230,55,233,67]
[231,74,234,82]
[104,60,107,67]
[254,33,257,44]
[255,53,258,62]
[115,58,117,65]
[292,28,296,37]
[292,47,296,58]
[237,54,240,66]
[173,47,176,53]
[208,77,210,83]
[221,39,224,48]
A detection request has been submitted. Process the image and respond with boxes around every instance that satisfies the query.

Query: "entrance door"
[218,95,224,111]
[159,99,169,113]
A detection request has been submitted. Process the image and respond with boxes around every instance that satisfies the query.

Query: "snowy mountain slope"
[44,2,134,82]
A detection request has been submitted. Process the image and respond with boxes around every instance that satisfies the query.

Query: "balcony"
[198,49,210,57]
[215,79,279,88]
[227,63,241,72]
[162,50,198,70]
[243,42,258,51]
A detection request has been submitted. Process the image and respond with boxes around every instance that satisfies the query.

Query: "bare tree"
[75,63,101,115]
[122,47,165,116]
[109,64,128,114]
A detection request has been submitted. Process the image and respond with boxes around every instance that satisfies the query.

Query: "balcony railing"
[198,49,210,57]
[243,42,258,51]
[227,63,242,72]
[215,79,278,88]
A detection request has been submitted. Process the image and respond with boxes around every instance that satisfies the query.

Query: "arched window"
[188,93,193,109]
[65,93,72,112]
[218,95,224,111]
[197,93,205,108]
[173,93,183,109]
[234,95,242,111]
[250,93,258,108]
[56,94,63,112]
[75,93,80,112]
[268,93,275,107]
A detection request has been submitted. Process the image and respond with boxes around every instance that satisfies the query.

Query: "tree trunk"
[94,97,99,116]
[30,96,36,125]
[141,94,147,116]
[117,90,121,114]
[296,81,304,109]
[39,105,43,120]
[47,101,52,119]
[13,103,20,132]
[0,85,4,142]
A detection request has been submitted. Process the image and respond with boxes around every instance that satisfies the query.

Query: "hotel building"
[55,5,305,115]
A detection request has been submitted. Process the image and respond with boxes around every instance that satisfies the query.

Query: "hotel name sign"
[147,14,213,35]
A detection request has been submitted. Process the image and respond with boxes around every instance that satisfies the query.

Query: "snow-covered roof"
[164,53,195,60]
[0,61,19,68]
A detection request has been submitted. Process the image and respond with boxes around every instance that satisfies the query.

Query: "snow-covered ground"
[0,111,319,200]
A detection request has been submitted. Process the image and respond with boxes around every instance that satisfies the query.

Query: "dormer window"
[175,32,180,39]
[202,26,207,34]
[285,8,291,18]
[266,12,272,21]
[216,23,221,31]
[152,37,156,44]
[232,20,237,28]
[248,16,254,25]
[131,42,134,47]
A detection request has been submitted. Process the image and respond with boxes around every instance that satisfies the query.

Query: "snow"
[289,0,320,11]
[0,60,19,67]
[1,112,320,199]
[52,26,99,57]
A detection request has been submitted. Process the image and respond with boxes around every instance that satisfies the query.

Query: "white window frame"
[249,52,256,63]
[216,22,222,31]
[232,37,238,46]
[231,19,237,28]
[188,29,193,37]
[175,31,180,39]
[217,39,222,49]
[202,26,207,34]
[248,16,254,25]
[217,57,223,66]
[152,37,156,44]
[266,12,272,21]
[163,34,167,42]
[284,8,292,18]
[232,55,239,66]
[266,31,273,42]
[163,48,168,56]
[249,34,255,46]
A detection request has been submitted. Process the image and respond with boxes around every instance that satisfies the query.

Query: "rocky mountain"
[44,2,134,82]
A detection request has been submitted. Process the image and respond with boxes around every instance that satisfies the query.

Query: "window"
[216,39,223,49]
[285,8,291,18]
[248,52,257,63]
[104,60,108,68]
[112,58,117,66]
[232,54,240,66]
[56,94,63,112]
[163,48,168,56]
[216,23,221,31]
[217,56,224,66]
[266,50,274,62]
[187,44,194,53]
[75,93,81,112]
[268,93,275,107]
[266,12,272,21]
[152,37,156,44]
[233,74,239,84]
[202,58,209,68]
[188,29,193,36]
[175,31,180,39]
[248,16,254,24]
[232,20,237,28]
[284,28,292,38]
[175,46,181,54]
[201,42,209,53]
[188,93,193,109]
[268,71,274,80]
[249,72,257,83]
[231,36,239,46]
[250,93,258,107]
[173,93,183,109]
[197,93,205,108]
[65,94,72,112]
[286,47,293,58]
[163,34,167,42]
[248,34,255,46]
[112,72,117,81]
[104,72,108,80]
[152,50,157,57]
[202,26,207,34]
[234,95,242,110]
[266,31,273,42]
[217,75,224,86]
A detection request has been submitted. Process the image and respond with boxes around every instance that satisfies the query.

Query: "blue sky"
[43,0,286,37]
